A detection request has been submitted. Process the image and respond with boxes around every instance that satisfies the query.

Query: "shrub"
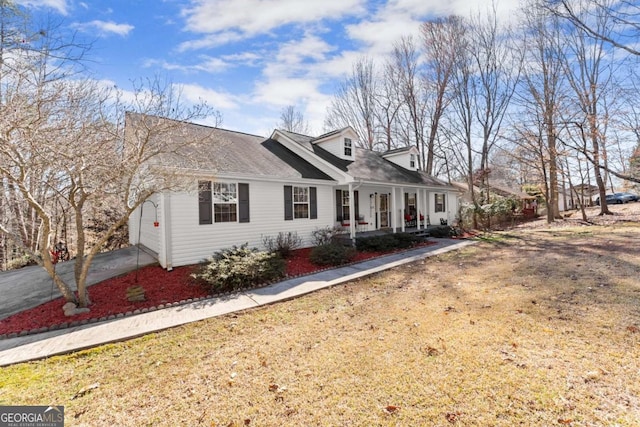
[355,233,419,252]
[392,232,420,248]
[192,244,285,292]
[428,225,457,238]
[311,226,344,246]
[5,254,37,270]
[262,231,302,258]
[309,243,356,266]
[355,234,398,252]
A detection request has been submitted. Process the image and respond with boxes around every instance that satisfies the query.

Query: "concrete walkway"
[0,239,476,367]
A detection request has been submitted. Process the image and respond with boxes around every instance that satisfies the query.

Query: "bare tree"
[469,3,521,198]
[547,0,640,56]
[0,3,90,270]
[558,0,621,215]
[0,5,221,309]
[277,105,310,135]
[420,16,462,174]
[512,1,567,222]
[324,57,378,149]
[374,62,404,151]
[444,17,480,226]
[389,36,428,168]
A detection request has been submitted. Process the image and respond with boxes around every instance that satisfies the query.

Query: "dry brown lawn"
[1,214,640,426]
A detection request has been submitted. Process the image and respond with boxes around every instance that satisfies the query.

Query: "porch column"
[424,189,430,226]
[390,187,396,232]
[400,186,405,232]
[348,182,356,240]
[416,188,422,230]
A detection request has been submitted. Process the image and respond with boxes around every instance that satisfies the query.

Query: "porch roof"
[314,144,451,188]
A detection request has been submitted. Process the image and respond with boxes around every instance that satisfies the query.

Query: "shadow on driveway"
[0,246,157,320]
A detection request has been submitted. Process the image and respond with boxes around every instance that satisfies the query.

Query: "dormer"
[310,127,358,161]
[382,146,420,171]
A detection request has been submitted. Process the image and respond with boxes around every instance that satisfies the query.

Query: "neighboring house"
[128,114,458,269]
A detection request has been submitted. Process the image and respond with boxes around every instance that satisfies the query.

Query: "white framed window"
[213,182,238,222]
[342,190,350,220]
[408,193,416,215]
[435,193,446,213]
[293,186,309,219]
[344,138,352,156]
[410,154,416,168]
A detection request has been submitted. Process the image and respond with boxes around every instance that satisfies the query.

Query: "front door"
[379,193,389,228]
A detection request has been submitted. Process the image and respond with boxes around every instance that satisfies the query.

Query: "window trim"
[435,193,446,213]
[199,180,250,224]
[285,185,317,220]
[341,190,350,220]
[409,154,416,168]
[344,138,352,156]
[293,186,310,219]
[213,182,238,223]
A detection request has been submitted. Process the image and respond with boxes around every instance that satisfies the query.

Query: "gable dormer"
[310,127,358,161]
[382,146,420,171]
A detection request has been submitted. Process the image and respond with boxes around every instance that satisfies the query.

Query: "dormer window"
[410,154,416,168]
[344,138,352,156]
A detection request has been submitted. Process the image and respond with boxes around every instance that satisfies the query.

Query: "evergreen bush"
[355,233,420,252]
[309,243,356,266]
[192,244,285,292]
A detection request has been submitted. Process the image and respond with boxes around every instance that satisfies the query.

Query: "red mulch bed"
[0,244,428,337]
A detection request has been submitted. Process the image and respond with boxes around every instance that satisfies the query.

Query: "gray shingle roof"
[127,113,333,181]
[312,144,450,188]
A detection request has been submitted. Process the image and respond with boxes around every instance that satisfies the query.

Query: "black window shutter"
[238,183,250,223]
[404,192,409,214]
[198,181,212,225]
[284,186,293,220]
[443,193,446,211]
[335,189,342,220]
[310,187,317,219]
[354,190,359,218]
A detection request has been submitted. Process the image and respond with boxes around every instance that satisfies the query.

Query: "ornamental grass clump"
[191,244,285,292]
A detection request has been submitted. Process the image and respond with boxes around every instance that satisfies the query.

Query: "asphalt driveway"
[0,246,156,320]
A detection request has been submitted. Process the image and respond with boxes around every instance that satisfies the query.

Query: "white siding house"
[128,115,459,269]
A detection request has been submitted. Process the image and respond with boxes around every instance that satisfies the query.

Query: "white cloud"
[253,77,321,107]
[173,0,524,135]
[143,56,230,74]
[262,34,335,79]
[17,0,68,15]
[177,31,245,52]
[72,20,134,37]
[179,83,240,111]
[181,0,365,41]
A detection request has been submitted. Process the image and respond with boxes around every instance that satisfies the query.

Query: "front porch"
[334,183,454,241]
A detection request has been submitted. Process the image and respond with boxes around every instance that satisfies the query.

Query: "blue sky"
[18,0,520,136]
